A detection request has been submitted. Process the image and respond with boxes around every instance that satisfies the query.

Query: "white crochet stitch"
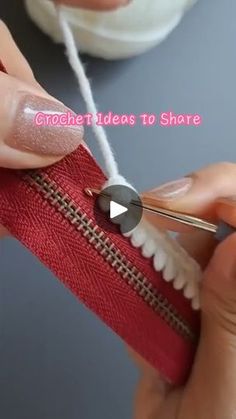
[124,221,201,310]
[57,6,202,310]
[25,0,197,59]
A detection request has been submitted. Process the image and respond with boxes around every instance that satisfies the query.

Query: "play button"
[110,200,128,219]
[93,184,143,234]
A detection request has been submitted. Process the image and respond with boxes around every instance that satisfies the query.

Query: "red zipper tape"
[0,145,199,384]
[0,63,199,385]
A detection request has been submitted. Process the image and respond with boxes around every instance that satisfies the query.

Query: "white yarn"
[57,7,202,309]
[57,6,123,181]
[25,0,197,60]
[126,220,202,310]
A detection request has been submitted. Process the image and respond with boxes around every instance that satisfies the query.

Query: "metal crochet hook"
[85,188,235,242]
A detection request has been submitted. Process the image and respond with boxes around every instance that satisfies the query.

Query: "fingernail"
[0,59,7,73]
[218,196,236,209]
[5,93,84,156]
[118,0,131,6]
[221,196,236,203]
[147,177,193,200]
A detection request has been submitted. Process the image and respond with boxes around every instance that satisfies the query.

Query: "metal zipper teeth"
[24,171,195,343]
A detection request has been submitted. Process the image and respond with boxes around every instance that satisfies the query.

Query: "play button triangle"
[110,200,128,219]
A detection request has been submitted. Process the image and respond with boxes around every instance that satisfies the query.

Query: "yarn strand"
[57,6,120,180]
[55,6,202,311]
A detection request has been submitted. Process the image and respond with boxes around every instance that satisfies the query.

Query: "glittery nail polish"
[5,93,84,156]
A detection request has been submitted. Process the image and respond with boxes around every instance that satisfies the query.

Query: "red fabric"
[0,63,199,384]
[0,146,199,384]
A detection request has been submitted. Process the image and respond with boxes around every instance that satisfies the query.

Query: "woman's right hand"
[133,163,236,419]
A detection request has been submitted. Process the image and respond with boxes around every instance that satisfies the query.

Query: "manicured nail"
[147,177,193,200]
[0,59,7,73]
[5,93,84,156]
[224,196,236,202]
[112,0,130,6]
[219,196,236,206]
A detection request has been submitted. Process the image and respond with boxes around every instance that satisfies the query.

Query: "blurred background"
[0,1,236,418]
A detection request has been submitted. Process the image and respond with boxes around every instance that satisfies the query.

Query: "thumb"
[0,20,84,169]
[0,71,83,169]
[143,162,236,232]
[181,233,236,417]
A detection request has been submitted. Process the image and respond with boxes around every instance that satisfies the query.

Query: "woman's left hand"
[0,21,85,236]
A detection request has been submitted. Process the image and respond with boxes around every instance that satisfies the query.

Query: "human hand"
[54,0,130,11]
[132,163,236,419]
[0,21,84,235]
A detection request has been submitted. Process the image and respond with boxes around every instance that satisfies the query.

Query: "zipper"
[24,170,195,343]
[0,64,198,385]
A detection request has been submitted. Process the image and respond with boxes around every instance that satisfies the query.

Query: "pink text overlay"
[34,111,202,127]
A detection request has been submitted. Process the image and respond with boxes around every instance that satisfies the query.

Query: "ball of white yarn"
[25,0,197,60]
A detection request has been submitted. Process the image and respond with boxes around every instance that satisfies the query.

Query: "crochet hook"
[85,188,235,241]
